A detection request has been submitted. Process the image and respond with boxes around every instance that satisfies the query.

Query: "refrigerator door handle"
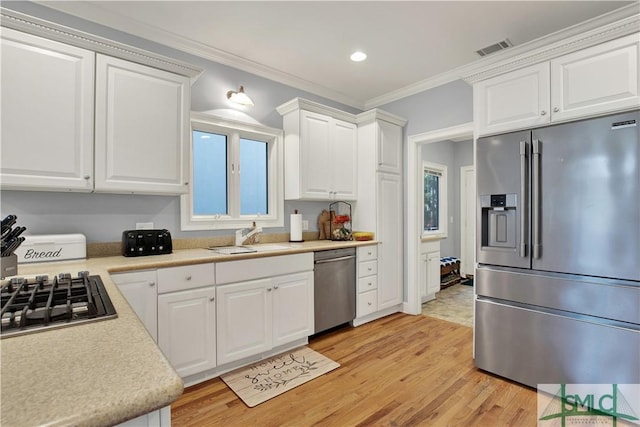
[532,139,541,259]
[519,140,528,258]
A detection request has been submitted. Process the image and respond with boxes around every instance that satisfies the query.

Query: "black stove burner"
[0,272,117,338]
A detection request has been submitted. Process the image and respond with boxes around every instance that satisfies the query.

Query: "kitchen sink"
[246,244,291,252]
[208,246,257,255]
[208,244,291,255]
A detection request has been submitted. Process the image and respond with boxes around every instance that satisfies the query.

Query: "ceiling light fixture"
[350,51,367,62]
[226,85,254,106]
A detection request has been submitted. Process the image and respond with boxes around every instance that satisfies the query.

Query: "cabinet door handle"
[83,175,91,180]
[149,281,156,287]
[186,275,192,281]
[367,302,372,306]
[267,287,272,292]
[209,296,215,302]
[553,107,559,113]
[540,110,547,116]
[368,282,372,286]
[274,285,279,290]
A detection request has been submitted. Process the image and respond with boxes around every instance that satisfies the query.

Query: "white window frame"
[181,112,283,230]
[422,161,448,239]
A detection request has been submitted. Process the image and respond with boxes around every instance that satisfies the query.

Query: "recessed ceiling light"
[350,51,367,62]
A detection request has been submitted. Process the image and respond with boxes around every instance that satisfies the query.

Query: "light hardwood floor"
[171,313,537,426]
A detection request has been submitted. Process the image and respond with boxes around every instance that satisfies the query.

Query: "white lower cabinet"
[111,270,158,341]
[272,272,315,347]
[421,249,441,302]
[157,286,217,378]
[216,278,272,365]
[216,271,314,366]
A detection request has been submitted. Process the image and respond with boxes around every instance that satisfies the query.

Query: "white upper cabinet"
[0,21,199,195]
[278,98,357,201]
[0,28,95,192]
[95,55,190,195]
[356,110,406,176]
[475,33,640,136]
[474,63,551,135]
[376,119,403,174]
[550,33,639,122]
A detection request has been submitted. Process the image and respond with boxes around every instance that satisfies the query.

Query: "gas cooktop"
[0,271,117,338]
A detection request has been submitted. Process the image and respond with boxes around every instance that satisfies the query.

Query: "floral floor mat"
[220,346,340,407]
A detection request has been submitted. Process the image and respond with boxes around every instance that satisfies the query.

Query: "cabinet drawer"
[358,260,377,278]
[157,263,215,294]
[358,275,378,293]
[357,290,378,317]
[357,245,377,262]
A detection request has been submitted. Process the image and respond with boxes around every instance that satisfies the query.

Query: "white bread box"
[14,234,87,264]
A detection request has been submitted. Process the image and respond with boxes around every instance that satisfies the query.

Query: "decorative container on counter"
[329,201,353,241]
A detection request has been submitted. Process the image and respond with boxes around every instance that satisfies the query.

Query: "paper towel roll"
[290,214,303,242]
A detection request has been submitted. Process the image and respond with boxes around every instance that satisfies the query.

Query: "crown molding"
[355,109,407,127]
[276,98,358,123]
[0,7,204,81]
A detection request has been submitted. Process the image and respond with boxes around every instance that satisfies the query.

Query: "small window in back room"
[423,161,448,237]
[181,114,283,231]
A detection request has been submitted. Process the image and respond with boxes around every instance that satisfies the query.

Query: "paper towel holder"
[289,209,304,242]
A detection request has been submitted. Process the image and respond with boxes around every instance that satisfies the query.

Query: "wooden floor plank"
[172,313,537,426]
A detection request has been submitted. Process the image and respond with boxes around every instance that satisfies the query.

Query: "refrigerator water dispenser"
[480,194,517,250]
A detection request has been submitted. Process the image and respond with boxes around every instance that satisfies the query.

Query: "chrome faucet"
[235,222,262,246]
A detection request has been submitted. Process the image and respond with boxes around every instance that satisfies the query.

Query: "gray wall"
[420,139,473,258]
[1,2,475,245]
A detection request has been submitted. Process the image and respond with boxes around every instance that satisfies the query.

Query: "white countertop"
[0,239,376,426]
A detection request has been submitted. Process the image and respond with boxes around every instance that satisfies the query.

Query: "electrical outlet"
[302,220,309,231]
[136,222,154,230]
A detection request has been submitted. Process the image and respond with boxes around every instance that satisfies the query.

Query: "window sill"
[421,233,446,242]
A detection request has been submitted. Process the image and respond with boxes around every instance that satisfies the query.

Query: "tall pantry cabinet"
[354,110,407,325]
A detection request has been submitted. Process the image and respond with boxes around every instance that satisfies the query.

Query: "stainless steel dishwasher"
[314,247,356,334]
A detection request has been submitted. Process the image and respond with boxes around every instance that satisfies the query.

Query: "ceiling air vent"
[476,39,513,57]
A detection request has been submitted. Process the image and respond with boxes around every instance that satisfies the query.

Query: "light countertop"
[0,239,376,427]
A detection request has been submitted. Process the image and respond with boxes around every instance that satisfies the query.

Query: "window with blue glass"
[181,115,283,231]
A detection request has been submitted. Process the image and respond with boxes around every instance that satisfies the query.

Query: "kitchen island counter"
[1,239,376,427]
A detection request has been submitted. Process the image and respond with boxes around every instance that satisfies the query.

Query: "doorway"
[405,123,474,316]
[460,165,475,278]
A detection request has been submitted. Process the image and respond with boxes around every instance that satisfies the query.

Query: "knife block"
[1,254,17,279]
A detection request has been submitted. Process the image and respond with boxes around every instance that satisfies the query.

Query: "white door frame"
[460,165,475,277]
[404,122,474,315]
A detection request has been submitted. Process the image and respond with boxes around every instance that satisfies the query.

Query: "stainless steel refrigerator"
[475,110,640,388]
